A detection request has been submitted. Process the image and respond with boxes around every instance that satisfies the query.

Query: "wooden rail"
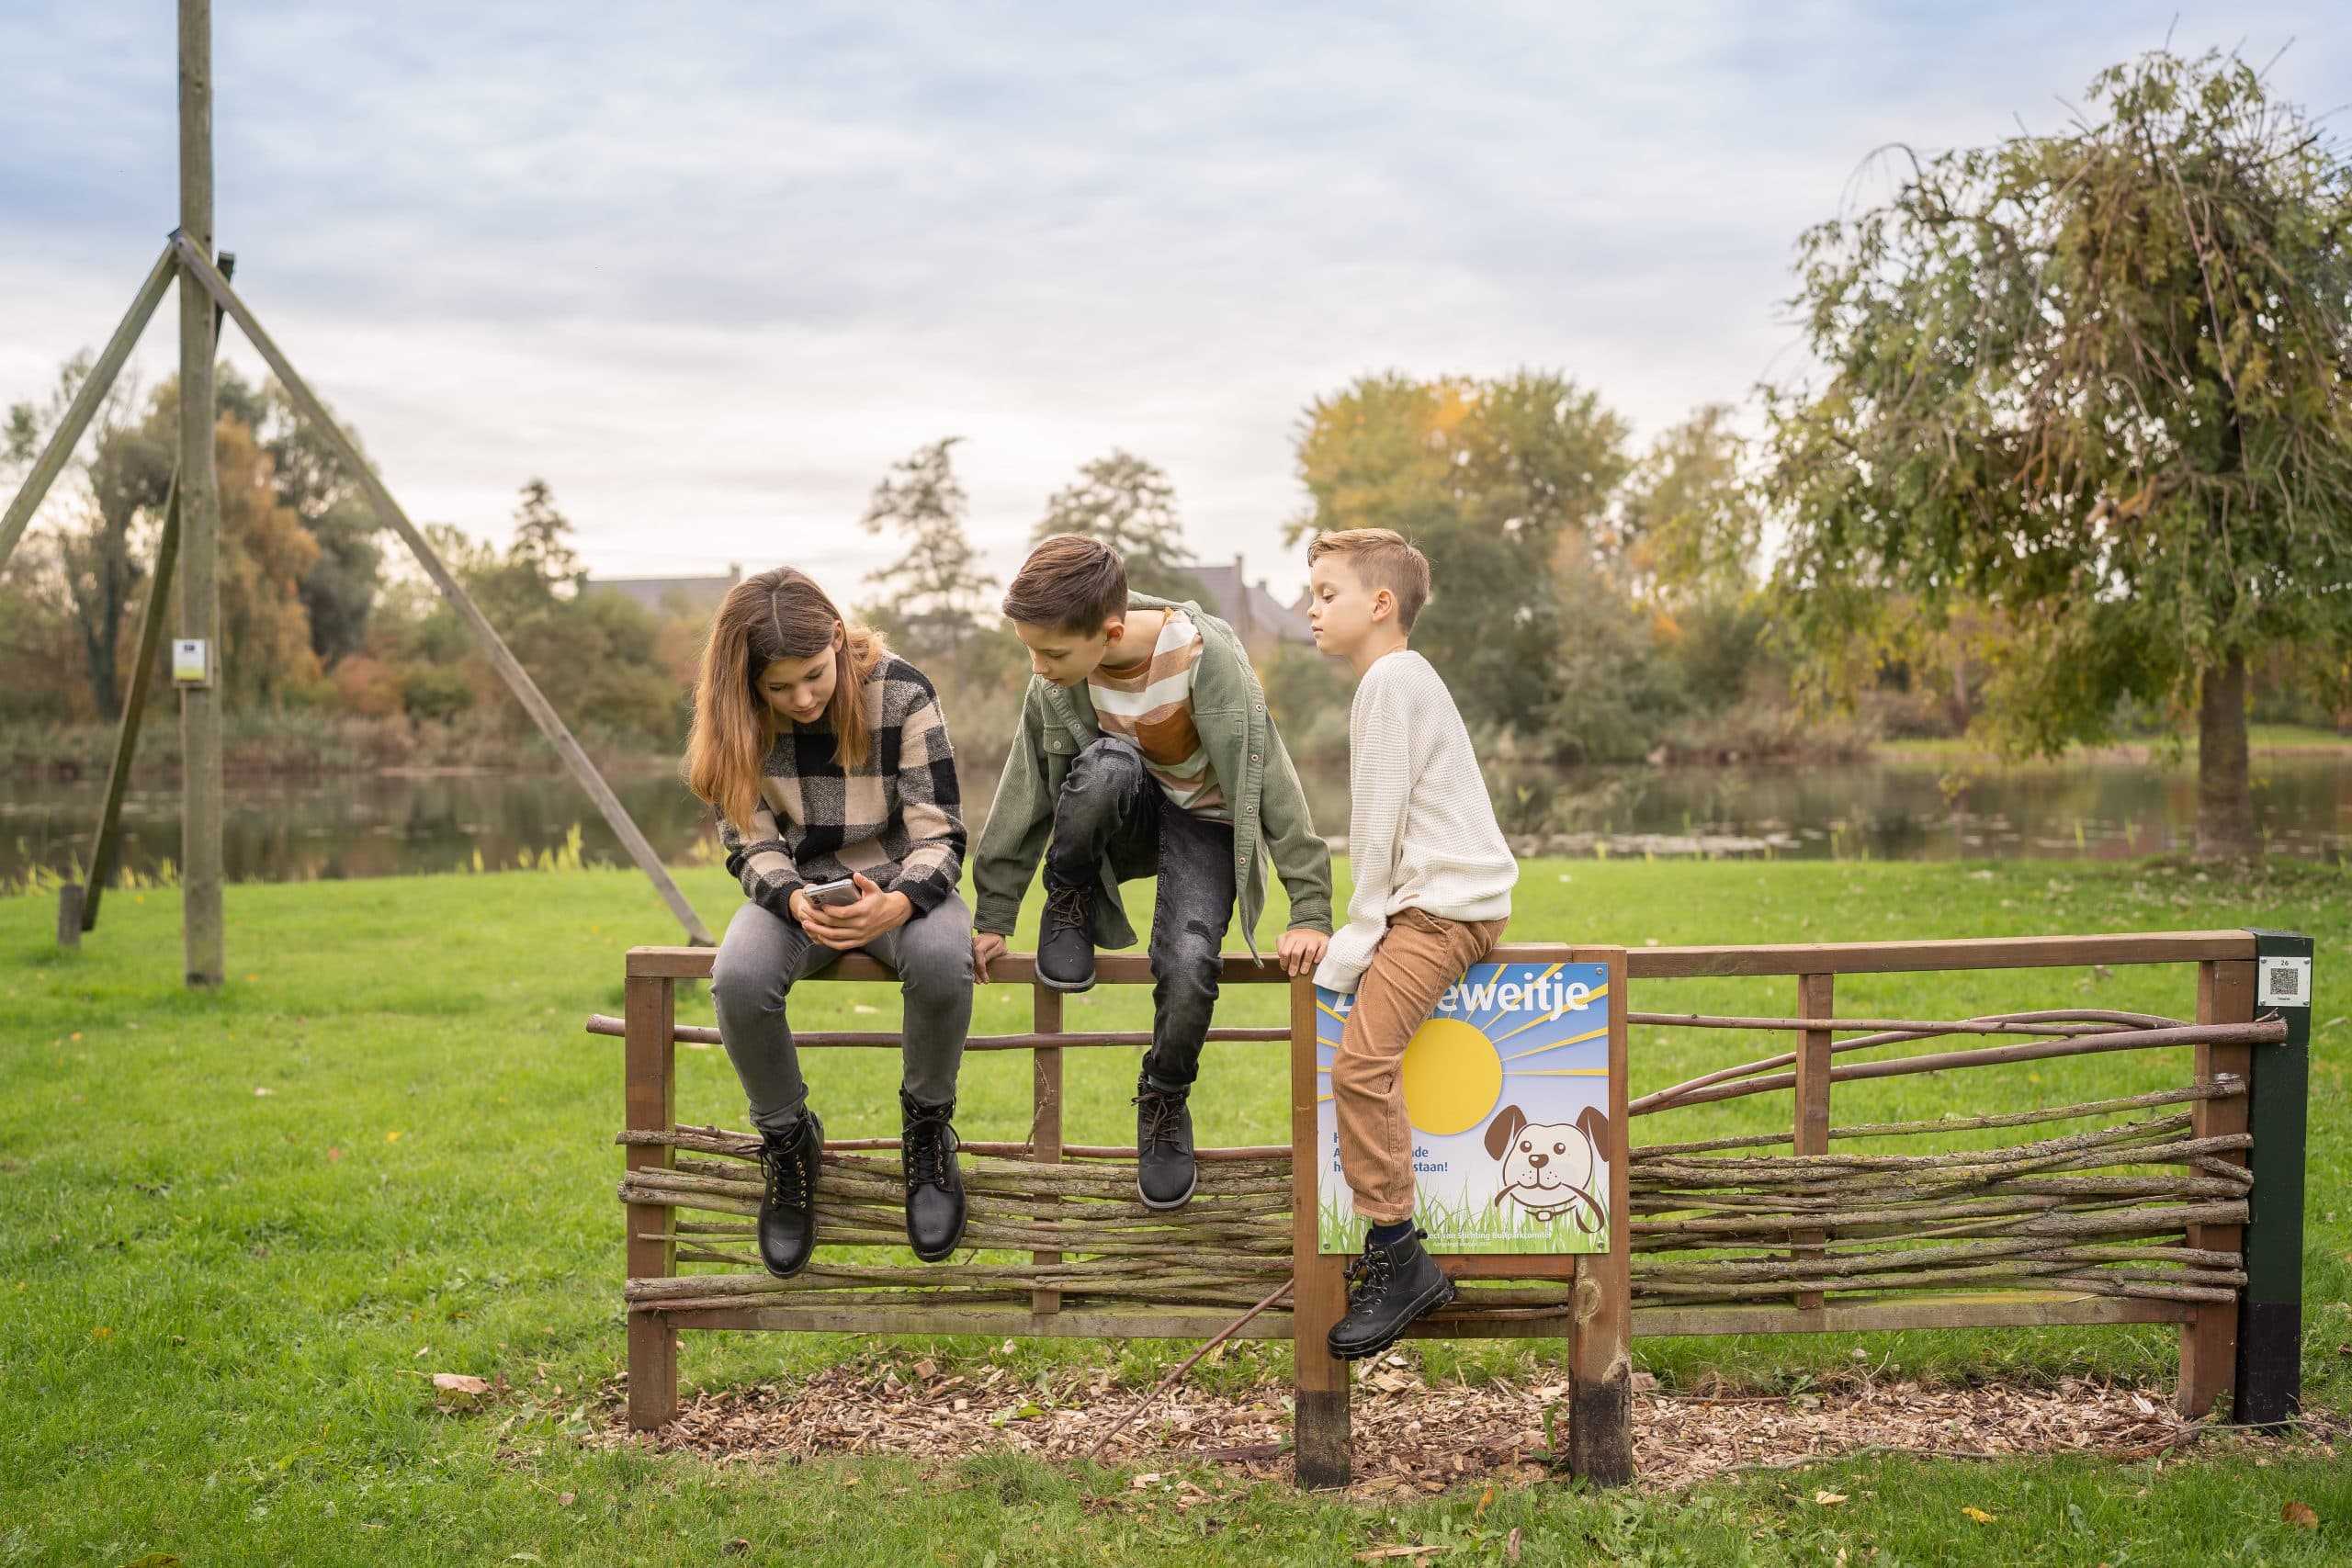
[610,924,2308,1488]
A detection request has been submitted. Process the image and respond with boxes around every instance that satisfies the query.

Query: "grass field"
[4,857,2348,1564]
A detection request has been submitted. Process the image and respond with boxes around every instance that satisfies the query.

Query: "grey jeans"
[710,890,974,1134]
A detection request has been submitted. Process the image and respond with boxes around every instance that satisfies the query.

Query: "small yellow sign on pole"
[171,637,211,687]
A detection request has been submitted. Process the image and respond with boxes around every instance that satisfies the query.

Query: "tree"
[1767,49,2352,857]
[1033,449,1199,599]
[1289,371,1632,739]
[218,370,383,668]
[861,438,995,658]
[1617,404,1762,606]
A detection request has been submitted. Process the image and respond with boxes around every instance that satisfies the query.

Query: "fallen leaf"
[1505,1528,1521,1563]
[91,1327,114,1341]
[1475,1483,1495,1518]
[386,1131,401,1143]
[432,1373,489,1395]
[723,1543,751,1558]
[989,1402,1047,1427]
[1815,1490,1849,1506]
[326,1147,341,1164]
[556,1492,576,1507]
[2282,1502,2319,1529]
[1962,1506,1997,1524]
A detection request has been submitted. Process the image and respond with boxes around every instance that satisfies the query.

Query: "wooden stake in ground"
[177,0,223,989]
[170,238,714,947]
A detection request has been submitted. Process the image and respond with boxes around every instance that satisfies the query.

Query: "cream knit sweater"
[1314,649,1517,994]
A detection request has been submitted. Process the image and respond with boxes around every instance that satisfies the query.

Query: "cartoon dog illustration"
[1485,1102,1610,1230]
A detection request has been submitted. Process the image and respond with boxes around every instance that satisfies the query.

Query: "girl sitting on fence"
[685,567,973,1278]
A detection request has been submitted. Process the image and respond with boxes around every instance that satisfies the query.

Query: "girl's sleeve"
[890,681,966,914]
[720,802,804,918]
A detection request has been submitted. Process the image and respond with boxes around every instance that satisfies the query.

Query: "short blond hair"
[1306,528,1431,631]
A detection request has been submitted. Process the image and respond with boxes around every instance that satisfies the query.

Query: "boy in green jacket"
[970,535,1334,1209]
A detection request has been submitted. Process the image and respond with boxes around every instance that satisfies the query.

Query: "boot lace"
[1344,1245,1396,1310]
[1133,1086,1188,1156]
[1044,884,1091,937]
[759,1128,812,1211]
[903,1104,957,1191]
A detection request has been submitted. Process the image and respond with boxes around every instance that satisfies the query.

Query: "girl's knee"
[711,955,790,1015]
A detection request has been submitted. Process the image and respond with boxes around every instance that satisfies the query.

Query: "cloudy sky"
[3,4,2345,598]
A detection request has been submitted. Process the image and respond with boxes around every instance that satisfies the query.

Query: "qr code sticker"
[2258,957,2312,1008]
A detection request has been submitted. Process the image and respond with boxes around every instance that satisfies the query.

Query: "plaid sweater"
[717,655,966,918]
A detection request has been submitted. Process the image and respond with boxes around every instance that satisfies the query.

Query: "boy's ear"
[1370,587,1396,624]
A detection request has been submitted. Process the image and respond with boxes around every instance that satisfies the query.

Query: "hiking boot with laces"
[899,1089,967,1262]
[1036,881,1097,992]
[755,1109,823,1278]
[1327,1226,1453,1360]
[1132,1071,1197,1210]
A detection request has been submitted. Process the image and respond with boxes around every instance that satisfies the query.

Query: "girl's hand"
[800,873,911,950]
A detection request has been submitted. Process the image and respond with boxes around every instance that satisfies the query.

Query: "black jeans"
[1046,737,1237,1090]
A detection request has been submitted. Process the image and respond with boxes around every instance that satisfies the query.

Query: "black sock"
[1367,1219,1415,1249]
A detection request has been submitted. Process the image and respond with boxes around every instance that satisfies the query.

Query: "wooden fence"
[595,927,2311,1489]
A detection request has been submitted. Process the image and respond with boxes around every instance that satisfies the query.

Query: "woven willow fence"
[616,1007,2274,1322]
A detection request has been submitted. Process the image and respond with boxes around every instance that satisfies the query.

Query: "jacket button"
[1245,804,1256,815]
[1250,753,1261,763]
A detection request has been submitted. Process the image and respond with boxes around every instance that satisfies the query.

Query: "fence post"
[625,966,679,1429]
[1031,982,1065,1316]
[1290,974,1351,1488]
[1568,949,1634,1484]
[2179,956,2254,1416]
[1792,973,1835,1312]
[2235,929,2312,1428]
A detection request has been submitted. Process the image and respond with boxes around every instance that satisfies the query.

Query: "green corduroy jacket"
[969,593,1334,958]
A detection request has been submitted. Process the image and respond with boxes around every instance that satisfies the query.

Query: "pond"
[6,750,2346,889]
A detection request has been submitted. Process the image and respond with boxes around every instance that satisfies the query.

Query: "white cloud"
[4,2,2345,600]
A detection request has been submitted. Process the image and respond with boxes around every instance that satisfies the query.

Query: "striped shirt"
[714,655,966,918]
[1086,608,1228,819]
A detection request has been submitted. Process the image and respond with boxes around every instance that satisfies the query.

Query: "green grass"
[4,857,2349,1563]
[1317,1185,1609,1256]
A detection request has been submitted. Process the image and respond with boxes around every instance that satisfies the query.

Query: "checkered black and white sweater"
[716,655,966,918]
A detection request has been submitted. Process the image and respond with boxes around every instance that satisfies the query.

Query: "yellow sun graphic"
[1399,1017,1503,1136]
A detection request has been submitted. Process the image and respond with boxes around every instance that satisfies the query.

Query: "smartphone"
[801,876,862,910]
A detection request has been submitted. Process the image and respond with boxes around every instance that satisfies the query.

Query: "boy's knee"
[1068,736,1144,787]
[1328,1049,1393,1102]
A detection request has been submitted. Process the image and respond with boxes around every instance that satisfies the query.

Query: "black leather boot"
[1327,1227,1454,1360]
[899,1089,967,1262]
[1133,1072,1197,1211]
[1035,882,1097,992]
[754,1109,822,1278]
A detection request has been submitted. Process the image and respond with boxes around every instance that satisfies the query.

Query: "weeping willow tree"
[1767,49,2352,858]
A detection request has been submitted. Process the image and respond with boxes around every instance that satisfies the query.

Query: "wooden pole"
[76,257,229,942]
[1030,984,1065,1315]
[75,477,180,935]
[1792,973,1834,1311]
[1567,949,1634,1484]
[177,0,223,990]
[0,243,177,571]
[168,239,714,945]
[625,971,680,1429]
[2178,958,2252,1416]
[1289,974,1351,1489]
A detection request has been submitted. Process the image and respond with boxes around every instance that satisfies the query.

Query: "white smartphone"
[801,876,862,909]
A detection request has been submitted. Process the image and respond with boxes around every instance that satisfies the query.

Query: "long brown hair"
[684,567,889,835]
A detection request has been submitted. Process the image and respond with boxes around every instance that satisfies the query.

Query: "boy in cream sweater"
[1306,527,1518,1358]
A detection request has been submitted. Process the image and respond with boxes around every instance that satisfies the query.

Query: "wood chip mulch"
[597,1354,2338,1495]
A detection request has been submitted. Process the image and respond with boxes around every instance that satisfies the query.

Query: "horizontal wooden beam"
[582,1014,1284,1050]
[1623,931,2256,979]
[1630,1290,2194,1337]
[628,930,2258,984]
